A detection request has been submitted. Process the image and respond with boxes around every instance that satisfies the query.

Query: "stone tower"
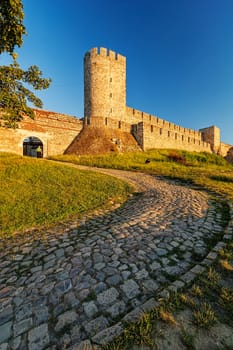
[199,125,221,153]
[84,47,126,125]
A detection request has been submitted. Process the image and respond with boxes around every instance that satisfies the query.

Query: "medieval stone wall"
[84,47,225,154]
[199,126,221,153]
[220,142,233,157]
[0,109,83,157]
[1,47,232,158]
[126,106,211,152]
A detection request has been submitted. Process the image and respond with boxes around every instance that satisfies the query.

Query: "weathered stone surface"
[10,336,21,350]
[84,316,109,336]
[55,279,72,294]
[164,266,182,276]
[83,301,98,318]
[28,323,50,350]
[94,262,106,271]
[34,306,49,325]
[106,301,126,318]
[135,269,149,280]
[190,264,205,275]
[97,288,119,307]
[15,303,32,322]
[180,272,196,284]
[55,311,78,333]
[92,323,123,345]
[0,287,16,299]
[123,307,143,323]
[106,274,122,286]
[0,306,13,325]
[150,261,161,271]
[140,298,158,313]
[121,280,140,299]
[0,321,12,342]
[156,248,168,256]
[142,279,159,293]
[13,318,33,337]
[171,280,185,290]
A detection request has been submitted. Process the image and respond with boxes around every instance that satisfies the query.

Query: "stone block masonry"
[126,107,211,152]
[84,47,126,125]
[0,109,83,157]
[83,47,232,155]
[0,46,232,157]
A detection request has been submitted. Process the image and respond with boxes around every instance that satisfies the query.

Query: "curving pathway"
[0,167,230,349]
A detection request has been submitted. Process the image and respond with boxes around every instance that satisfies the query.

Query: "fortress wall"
[85,116,105,127]
[136,122,211,152]
[126,106,202,139]
[131,122,144,149]
[88,115,133,133]
[0,127,30,155]
[83,47,232,155]
[125,106,210,151]
[2,47,230,158]
[84,48,219,154]
[0,110,83,157]
[199,126,221,153]
[86,107,212,153]
[219,142,232,157]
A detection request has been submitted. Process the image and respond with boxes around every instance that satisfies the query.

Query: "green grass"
[0,153,132,237]
[51,149,233,199]
[192,302,217,328]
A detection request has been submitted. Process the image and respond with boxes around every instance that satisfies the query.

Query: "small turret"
[199,125,221,153]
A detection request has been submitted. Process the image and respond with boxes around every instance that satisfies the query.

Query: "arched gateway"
[23,136,43,158]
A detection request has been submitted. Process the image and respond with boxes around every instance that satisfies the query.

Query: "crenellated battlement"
[85,47,126,64]
[83,47,230,154]
[125,106,203,138]
[1,47,232,158]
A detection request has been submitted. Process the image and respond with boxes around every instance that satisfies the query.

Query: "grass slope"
[0,153,132,237]
[52,149,233,199]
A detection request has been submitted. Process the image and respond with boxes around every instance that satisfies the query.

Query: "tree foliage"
[0,0,26,54]
[0,0,51,127]
[0,62,51,127]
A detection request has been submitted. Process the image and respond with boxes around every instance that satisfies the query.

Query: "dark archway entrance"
[23,137,43,158]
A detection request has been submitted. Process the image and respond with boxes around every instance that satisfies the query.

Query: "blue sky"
[1,0,233,145]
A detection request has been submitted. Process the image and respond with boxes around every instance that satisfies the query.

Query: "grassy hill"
[0,153,132,237]
[2,149,232,236]
[52,149,233,199]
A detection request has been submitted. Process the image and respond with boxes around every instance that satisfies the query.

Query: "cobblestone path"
[0,167,230,349]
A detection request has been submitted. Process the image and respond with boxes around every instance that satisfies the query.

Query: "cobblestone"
[0,167,232,349]
[28,323,50,350]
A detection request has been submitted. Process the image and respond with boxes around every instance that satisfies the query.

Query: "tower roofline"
[85,47,126,63]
